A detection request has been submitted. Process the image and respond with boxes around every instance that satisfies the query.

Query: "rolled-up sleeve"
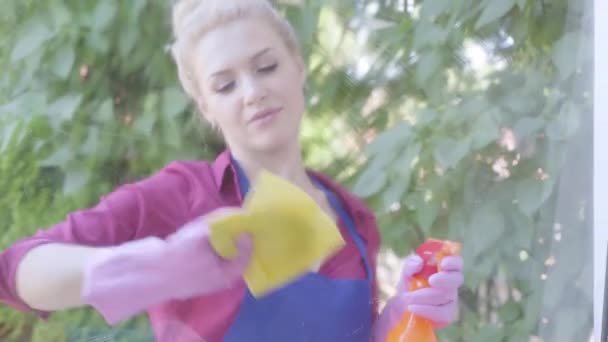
[0,161,198,317]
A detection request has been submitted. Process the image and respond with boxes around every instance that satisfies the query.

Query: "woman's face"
[192,16,306,153]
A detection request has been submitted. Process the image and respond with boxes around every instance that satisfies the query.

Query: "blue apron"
[222,161,373,342]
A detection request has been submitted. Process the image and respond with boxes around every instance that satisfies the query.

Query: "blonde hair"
[170,0,303,101]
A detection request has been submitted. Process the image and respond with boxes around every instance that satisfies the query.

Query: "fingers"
[167,219,210,246]
[439,255,463,272]
[429,270,464,290]
[382,293,411,321]
[396,254,423,292]
[408,302,457,325]
[404,288,454,307]
[220,234,253,275]
[402,254,424,277]
[235,234,254,260]
[389,253,463,329]
[406,287,458,324]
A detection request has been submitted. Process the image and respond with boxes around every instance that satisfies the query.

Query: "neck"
[229,141,312,189]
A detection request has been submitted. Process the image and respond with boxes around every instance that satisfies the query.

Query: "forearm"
[15,243,107,311]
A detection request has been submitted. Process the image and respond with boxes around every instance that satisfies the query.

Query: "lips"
[249,107,282,123]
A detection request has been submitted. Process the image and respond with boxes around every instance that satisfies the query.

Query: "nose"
[242,75,267,106]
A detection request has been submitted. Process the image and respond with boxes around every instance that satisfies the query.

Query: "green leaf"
[382,178,409,210]
[416,198,440,232]
[11,18,52,63]
[134,93,159,134]
[433,137,470,169]
[523,289,544,330]
[552,32,579,80]
[364,121,411,156]
[63,167,90,195]
[420,0,453,19]
[92,0,118,32]
[463,249,496,288]
[164,118,181,148]
[134,112,157,136]
[446,96,488,126]
[97,99,114,122]
[382,145,420,209]
[2,91,48,117]
[413,22,449,49]
[497,301,522,322]
[51,46,76,79]
[506,208,534,250]
[118,26,138,58]
[548,305,591,342]
[515,178,554,216]
[394,143,421,171]
[162,87,189,119]
[0,121,21,153]
[513,116,544,139]
[48,94,83,124]
[415,51,441,85]
[475,0,515,29]
[353,155,390,198]
[131,0,148,19]
[87,32,110,54]
[81,127,99,155]
[415,108,439,127]
[506,320,535,342]
[545,102,580,141]
[471,325,505,342]
[50,4,72,32]
[516,0,526,10]
[542,138,569,176]
[465,203,506,260]
[143,93,160,113]
[352,167,387,198]
[40,146,72,167]
[471,112,499,149]
[447,206,468,240]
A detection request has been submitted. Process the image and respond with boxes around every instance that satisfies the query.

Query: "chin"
[251,131,295,153]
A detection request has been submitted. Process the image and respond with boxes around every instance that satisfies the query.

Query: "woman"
[0,0,463,341]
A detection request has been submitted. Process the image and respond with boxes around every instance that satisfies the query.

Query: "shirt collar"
[211,149,373,222]
[211,149,243,203]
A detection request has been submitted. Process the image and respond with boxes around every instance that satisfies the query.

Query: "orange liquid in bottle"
[386,239,461,342]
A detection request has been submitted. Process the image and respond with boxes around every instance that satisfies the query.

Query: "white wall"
[594,0,607,339]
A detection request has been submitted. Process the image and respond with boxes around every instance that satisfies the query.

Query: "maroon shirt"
[0,150,381,341]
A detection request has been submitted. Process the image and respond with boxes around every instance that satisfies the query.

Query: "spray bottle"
[386,239,462,342]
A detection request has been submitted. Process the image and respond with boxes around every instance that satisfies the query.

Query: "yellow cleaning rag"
[207,170,345,297]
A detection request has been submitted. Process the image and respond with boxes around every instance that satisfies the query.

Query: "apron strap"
[313,181,373,284]
[232,157,251,198]
[231,157,373,284]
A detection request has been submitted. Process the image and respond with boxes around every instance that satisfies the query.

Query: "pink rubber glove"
[81,209,253,325]
[373,254,464,341]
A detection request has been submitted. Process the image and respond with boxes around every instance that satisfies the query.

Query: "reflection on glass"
[0,0,593,341]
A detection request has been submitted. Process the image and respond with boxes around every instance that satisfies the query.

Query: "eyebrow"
[209,47,273,79]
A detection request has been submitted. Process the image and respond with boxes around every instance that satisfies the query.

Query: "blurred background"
[0,0,594,341]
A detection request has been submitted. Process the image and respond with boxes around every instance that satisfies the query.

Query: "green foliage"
[0,0,592,341]
[339,0,593,341]
[1,0,218,339]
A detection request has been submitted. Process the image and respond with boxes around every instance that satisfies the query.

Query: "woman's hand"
[373,254,464,341]
[81,207,253,325]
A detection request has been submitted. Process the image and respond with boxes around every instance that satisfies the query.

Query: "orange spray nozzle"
[414,239,462,281]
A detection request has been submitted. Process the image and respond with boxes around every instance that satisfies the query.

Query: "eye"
[216,81,235,93]
[258,63,278,74]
